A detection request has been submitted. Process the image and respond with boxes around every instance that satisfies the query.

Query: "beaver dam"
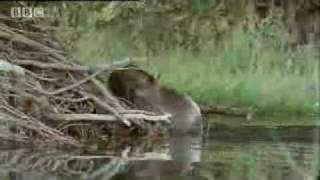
[0,14,175,148]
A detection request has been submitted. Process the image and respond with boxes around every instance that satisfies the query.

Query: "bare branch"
[47,113,171,123]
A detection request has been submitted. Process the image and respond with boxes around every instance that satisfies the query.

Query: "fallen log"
[200,104,255,119]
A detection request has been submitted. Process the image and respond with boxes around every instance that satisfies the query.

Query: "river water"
[0,116,319,180]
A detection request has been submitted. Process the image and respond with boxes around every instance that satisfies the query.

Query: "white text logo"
[11,7,44,18]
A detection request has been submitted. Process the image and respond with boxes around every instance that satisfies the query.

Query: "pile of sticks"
[0,14,171,148]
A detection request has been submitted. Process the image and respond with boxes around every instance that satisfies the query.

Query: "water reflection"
[122,135,202,180]
[2,125,320,180]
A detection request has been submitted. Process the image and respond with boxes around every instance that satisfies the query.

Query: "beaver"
[108,67,202,136]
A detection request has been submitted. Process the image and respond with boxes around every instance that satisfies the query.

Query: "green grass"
[71,29,145,66]
[71,27,319,115]
[151,32,318,115]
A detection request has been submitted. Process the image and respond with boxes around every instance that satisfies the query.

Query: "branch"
[70,153,171,161]
[13,60,91,71]
[32,71,101,96]
[81,92,131,126]
[47,113,171,123]
[12,58,134,72]
[0,25,66,61]
[90,78,124,110]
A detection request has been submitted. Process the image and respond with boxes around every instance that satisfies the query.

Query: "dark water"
[1,118,320,180]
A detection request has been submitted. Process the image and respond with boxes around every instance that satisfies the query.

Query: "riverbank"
[208,114,319,127]
[151,35,318,116]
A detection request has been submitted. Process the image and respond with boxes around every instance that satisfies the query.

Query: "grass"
[70,28,145,66]
[71,27,319,116]
[151,31,319,115]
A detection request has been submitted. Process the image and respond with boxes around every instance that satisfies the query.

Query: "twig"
[0,106,79,147]
[90,78,124,110]
[13,60,91,71]
[13,59,132,72]
[84,93,131,126]
[67,71,131,126]
[57,123,92,131]
[0,26,66,61]
[68,153,171,161]
[120,110,166,116]
[47,113,171,123]
[0,133,30,143]
[51,96,90,103]
[25,69,58,82]
[31,71,101,96]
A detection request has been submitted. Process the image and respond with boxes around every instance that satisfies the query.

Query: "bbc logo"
[11,7,44,18]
